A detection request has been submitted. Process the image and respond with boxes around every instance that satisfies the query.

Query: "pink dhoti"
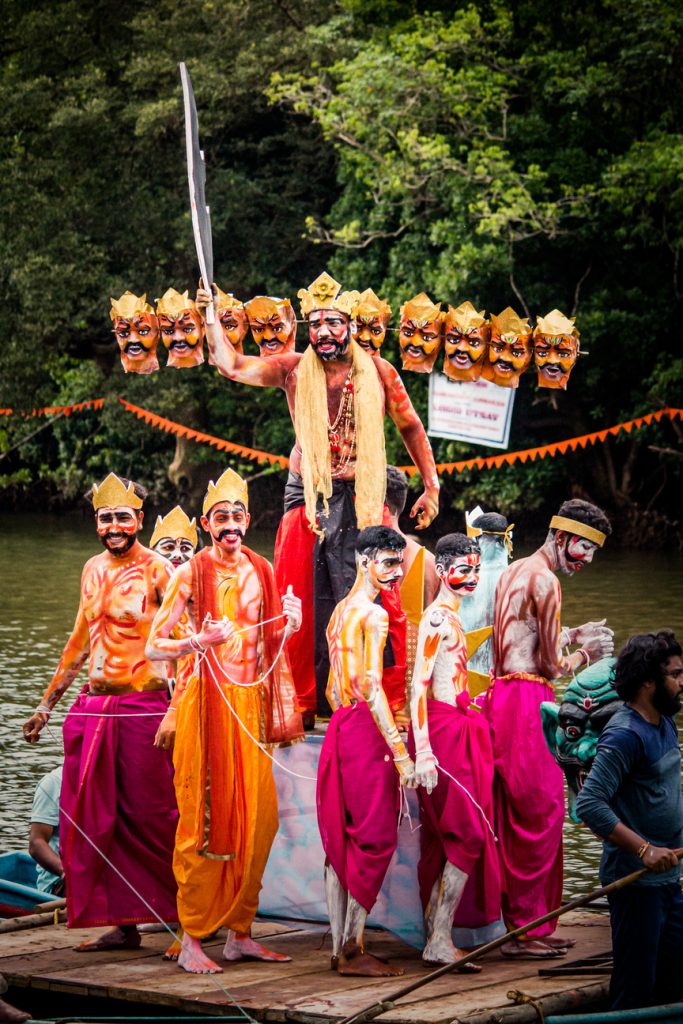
[486,674,564,937]
[409,699,500,929]
[60,689,178,928]
[317,703,399,913]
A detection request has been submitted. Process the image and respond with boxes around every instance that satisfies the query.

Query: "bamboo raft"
[0,911,612,1023]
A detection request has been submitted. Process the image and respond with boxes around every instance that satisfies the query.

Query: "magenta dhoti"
[60,689,178,928]
[409,698,501,929]
[486,674,564,938]
[317,702,399,913]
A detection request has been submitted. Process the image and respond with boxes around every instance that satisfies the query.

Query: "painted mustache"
[217,528,245,542]
[123,341,149,355]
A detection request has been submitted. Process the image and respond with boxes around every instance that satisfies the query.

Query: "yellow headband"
[549,515,606,547]
[466,522,515,555]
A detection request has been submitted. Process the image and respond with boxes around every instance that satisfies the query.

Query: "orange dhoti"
[173,674,279,937]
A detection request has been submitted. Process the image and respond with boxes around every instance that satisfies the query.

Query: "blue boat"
[0,851,54,914]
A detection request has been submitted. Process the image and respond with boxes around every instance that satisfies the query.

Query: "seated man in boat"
[22,474,178,951]
[576,630,683,1011]
[147,468,304,974]
[317,526,417,977]
[29,765,64,897]
[409,533,500,966]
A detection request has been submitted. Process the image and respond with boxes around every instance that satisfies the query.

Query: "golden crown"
[156,288,197,318]
[149,506,198,549]
[445,301,488,332]
[202,468,249,517]
[214,287,245,313]
[297,271,359,318]
[491,307,531,338]
[534,309,579,339]
[109,291,155,322]
[400,292,444,326]
[245,295,294,322]
[92,473,143,511]
[355,288,392,323]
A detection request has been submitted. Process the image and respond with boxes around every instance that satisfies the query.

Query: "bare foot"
[337,939,404,977]
[0,998,31,1023]
[178,934,222,974]
[75,926,141,952]
[543,934,576,949]
[422,936,482,971]
[500,938,566,959]
[222,931,291,962]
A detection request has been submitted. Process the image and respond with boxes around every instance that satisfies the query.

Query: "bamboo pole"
[337,851,683,1024]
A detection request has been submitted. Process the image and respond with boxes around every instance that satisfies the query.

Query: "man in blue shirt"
[576,630,683,1010]
[29,765,64,896]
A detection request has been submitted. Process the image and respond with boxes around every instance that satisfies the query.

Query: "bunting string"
[1,398,681,477]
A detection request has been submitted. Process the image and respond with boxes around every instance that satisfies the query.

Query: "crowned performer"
[196,271,440,719]
[245,295,297,357]
[147,469,304,974]
[22,474,177,950]
[409,533,500,966]
[157,289,205,368]
[489,499,615,958]
[533,310,580,390]
[215,288,249,355]
[483,308,533,388]
[353,289,392,356]
[110,292,160,374]
[459,507,514,679]
[150,506,199,569]
[318,526,417,977]
[442,302,490,383]
[398,292,444,373]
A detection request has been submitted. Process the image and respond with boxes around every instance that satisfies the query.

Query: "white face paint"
[365,549,404,591]
[557,533,598,576]
[153,537,196,567]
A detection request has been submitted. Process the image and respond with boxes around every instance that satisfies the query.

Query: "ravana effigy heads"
[442,302,491,382]
[214,287,248,355]
[110,292,160,375]
[354,289,392,355]
[483,307,533,388]
[157,289,205,369]
[398,292,444,373]
[245,295,297,357]
[533,309,580,390]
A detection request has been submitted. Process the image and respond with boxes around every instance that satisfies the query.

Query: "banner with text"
[428,373,515,450]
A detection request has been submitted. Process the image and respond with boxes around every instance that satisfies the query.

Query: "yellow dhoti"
[173,675,278,937]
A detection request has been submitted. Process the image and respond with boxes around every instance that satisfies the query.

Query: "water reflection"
[1,514,681,899]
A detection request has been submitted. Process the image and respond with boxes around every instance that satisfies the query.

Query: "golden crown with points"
[202,468,249,517]
[109,291,155,322]
[245,295,294,322]
[534,309,579,339]
[149,505,198,549]
[355,288,392,323]
[400,292,444,326]
[444,301,488,332]
[491,307,531,339]
[297,271,360,318]
[156,288,197,318]
[214,287,245,313]
[92,473,143,511]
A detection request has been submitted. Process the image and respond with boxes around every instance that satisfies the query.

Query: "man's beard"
[653,679,682,717]
[313,335,350,362]
[100,532,137,556]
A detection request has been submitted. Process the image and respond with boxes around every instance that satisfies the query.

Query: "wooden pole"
[337,851,683,1024]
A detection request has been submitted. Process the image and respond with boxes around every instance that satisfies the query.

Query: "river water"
[1,513,682,900]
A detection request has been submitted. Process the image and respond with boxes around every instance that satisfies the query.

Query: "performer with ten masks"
[409,533,500,966]
[488,498,614,958]
[196,271,440,718]
[147,469,304,974]
[318,526,416,978]
[22,474,177,950]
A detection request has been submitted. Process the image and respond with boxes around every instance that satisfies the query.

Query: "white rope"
[397,783,421,833]
[434,757,497,840]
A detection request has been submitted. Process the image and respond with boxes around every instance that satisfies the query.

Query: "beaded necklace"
[328,367,356,478]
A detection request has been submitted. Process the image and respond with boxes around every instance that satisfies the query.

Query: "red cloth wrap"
[408,698,501,928]
[191,546,303,858]
[380,586,408,713]
[274,505,317,712]
[486,673,564,936]
[60,688,177,927]
[317,702,399,912]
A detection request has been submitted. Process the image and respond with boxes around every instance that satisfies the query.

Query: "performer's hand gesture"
[23,711,47,744]
[410,488,439,531]
[395,754,418,788]
[194,613,240,653]
[573,618,615,654]
[415,750,438,794]
[282,585,302,638]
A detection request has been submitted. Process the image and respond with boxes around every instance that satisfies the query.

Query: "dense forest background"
[1,0,681,545]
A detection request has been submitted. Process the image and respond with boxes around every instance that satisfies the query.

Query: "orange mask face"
[398,317,443,373]
[484,330,532,388]
[217,305,248,354]
[534,333,579,389]
[443,320,490,382]
[112,313,160,374]
[247,302,297,357]
[160,309,205,368]
[355,314,390,354]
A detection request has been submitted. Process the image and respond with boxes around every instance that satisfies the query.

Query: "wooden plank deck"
[0,911,611,1023]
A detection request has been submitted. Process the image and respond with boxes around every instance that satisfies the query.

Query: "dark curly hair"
[550,498,612,538]
[614,630,682,701]
[435,532,479,569]
[385,466,409,517]
[472,511,508,534]
[356,525,406,558]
